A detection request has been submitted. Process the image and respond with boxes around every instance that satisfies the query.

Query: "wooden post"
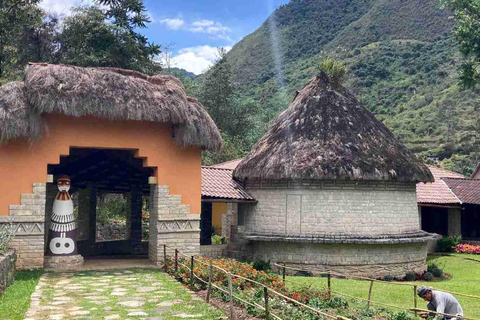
[190,256,195,291]
[367,280,374,309]
[174,249,178,274]
[282,262,286,282]
[206,260,213,303]
[327,273,331,300]
[414,285,418,318]
[228,273,234,319]
[264,286,269,320]
[163,244,168,273]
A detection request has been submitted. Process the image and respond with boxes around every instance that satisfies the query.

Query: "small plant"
[388,311,415,320]
[423,272,434,281]
[437,235,461,252]
[328,296,349,309]
[0,223,14,255]
[383,275,394,281]
[318,58,348,86]
[211,235,226,244]
[405,272,416,281]
[252,259,271,272]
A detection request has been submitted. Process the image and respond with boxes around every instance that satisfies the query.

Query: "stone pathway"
[24,269,226,320]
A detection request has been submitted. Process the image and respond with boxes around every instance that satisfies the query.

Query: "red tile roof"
[209,158,243,170]
[201,167,255,201]
[416,166,464,204]
[442,178,480,205]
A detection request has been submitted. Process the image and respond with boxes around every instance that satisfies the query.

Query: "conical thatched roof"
[0,64,222,150]
[234,74,433,182]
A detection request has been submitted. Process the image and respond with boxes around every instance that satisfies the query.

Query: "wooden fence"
[160,245,480,320]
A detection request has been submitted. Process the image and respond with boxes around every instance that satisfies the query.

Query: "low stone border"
[0,250,16,295]
[44,254,84,270]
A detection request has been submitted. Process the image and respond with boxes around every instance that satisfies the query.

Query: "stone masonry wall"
[0,183,46,269]
[0,250,16,295]
[200,244,228,259]
[252,241,427,278]
[243,180,419,236]
[149,185,200,266]
[221,203,238,241]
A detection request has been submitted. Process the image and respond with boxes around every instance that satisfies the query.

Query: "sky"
[39,0,290,74]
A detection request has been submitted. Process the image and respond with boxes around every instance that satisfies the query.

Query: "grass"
[286,255,480,319]
[0,269,43,320]
[452,253,480,262]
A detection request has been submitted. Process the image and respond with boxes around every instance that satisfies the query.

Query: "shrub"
[405,272,416,281]
[328,296,348,309]
[432,268,443,278]
[0,224,14,255]
[437,236,462,252]
[252,259,271,272]
[423,272,434,281]
[454,243,480,254]
[427,263,438,273]
[383,275,394,281]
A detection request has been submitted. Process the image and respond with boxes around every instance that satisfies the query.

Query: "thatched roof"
[234,74,433,182]
[0,81,44,143]
[0,64,222,150]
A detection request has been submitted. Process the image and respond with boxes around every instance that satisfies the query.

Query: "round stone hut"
[233,73,434,277]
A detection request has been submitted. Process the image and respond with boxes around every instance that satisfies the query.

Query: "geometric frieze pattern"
[0,222,44,236]
[157,220,198,232]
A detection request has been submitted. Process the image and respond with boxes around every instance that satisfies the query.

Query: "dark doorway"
[462,205,480,240]
[200,202,213,245]
[421,206,448,235]
[47,147,154,258]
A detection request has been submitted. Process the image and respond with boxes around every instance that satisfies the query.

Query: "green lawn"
[452,253,480,262]
[287,256,480,319]
[0,269,43,320]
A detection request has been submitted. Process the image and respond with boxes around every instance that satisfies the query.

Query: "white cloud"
[172,45,232,75]
[39,0,94,15]
[160,18,185,30]
[192,20,214,27]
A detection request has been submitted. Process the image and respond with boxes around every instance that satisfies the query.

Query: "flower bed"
[168,256,415,320]
[454,243,480,254]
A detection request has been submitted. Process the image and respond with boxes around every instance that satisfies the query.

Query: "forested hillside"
[208,0,479,175]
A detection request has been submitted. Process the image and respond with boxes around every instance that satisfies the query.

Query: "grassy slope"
[0,269,43,320]
[287,256,480,318]
[222,0,479,174]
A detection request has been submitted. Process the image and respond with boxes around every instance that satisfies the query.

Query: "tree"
[0,0,41,81]
[57,5,160,74]
[441,0,480,88]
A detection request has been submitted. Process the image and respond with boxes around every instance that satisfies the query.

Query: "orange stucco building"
[0,64,222,269]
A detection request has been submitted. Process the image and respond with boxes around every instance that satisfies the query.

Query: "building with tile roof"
[417,166,480,241]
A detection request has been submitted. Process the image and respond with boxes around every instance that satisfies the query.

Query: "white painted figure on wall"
[46,175,78,256]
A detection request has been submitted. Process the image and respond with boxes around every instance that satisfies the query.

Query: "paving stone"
[49,314,64,319]
[174,313,203,318]
[70,310,90,316]
[127,311,148,316]
[105,315,121,320]
[118,301,145,307]
[137,286,156,292]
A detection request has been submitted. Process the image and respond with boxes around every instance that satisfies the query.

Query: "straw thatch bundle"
[234,73,433,182]
[0,64,221,150]
[0,82,44,143]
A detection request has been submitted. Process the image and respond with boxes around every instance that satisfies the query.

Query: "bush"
[423,272,434,281]
[383,275,394,281]
[427,263,438,273]
[432,268,443,278]
[437,236,462,252]
[405,272,416,281]
[0,224,14,255]
[252,259,271,272]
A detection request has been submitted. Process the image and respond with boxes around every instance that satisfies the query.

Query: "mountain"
[221,0,479,175]
[163,68,196,79]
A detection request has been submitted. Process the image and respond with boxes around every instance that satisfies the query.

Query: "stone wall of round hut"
[237,179,428,277]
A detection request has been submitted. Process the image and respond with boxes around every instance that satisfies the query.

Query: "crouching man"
[418,286,464,320]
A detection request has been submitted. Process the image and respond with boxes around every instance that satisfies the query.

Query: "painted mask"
[57,175,71,192]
